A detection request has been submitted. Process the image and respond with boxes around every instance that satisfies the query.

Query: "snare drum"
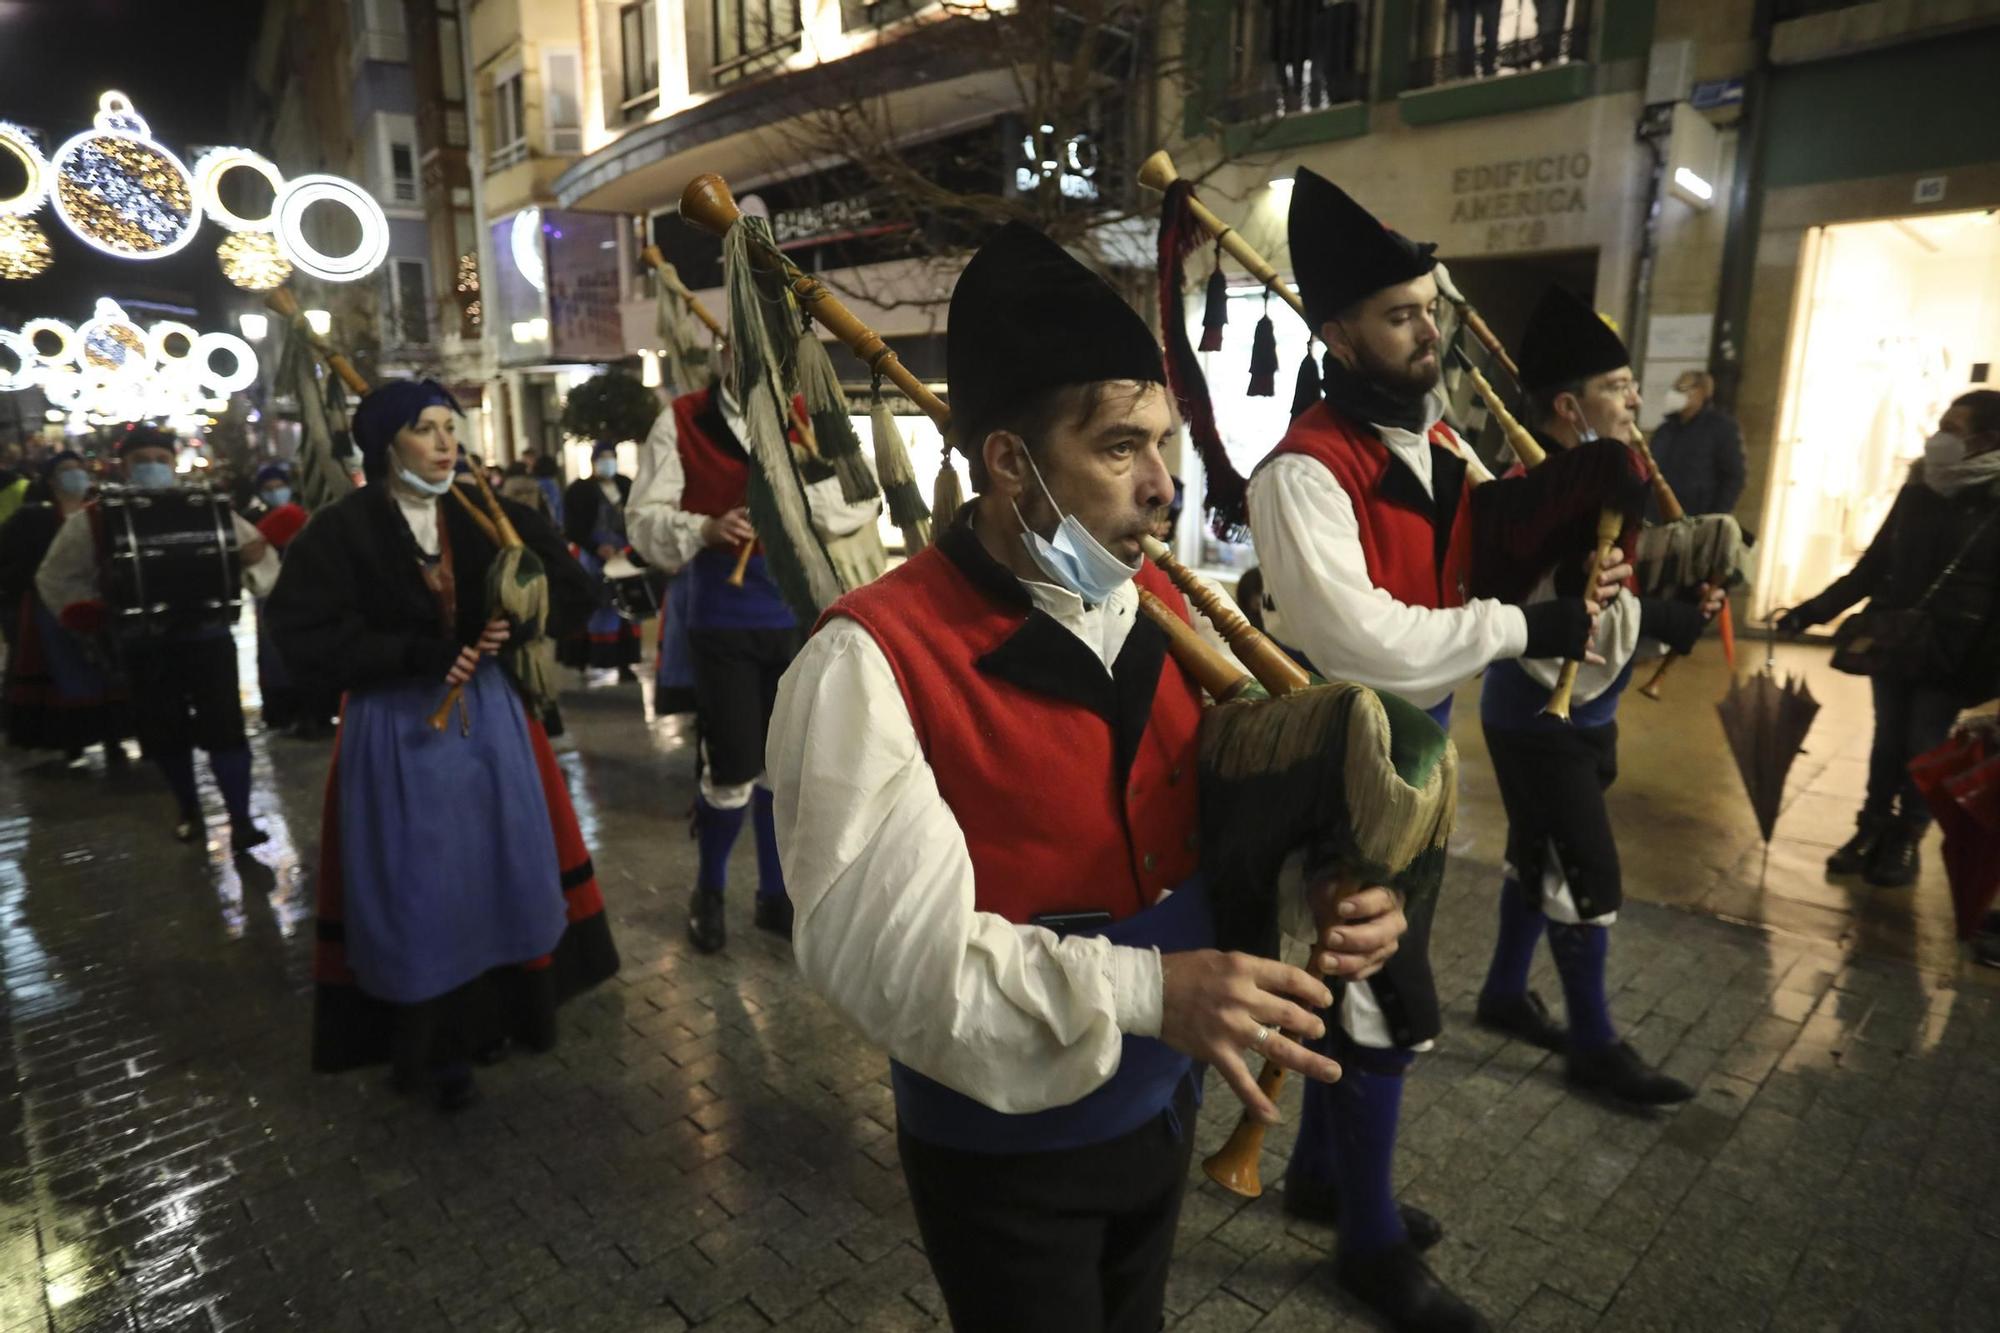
[601,552,661,622]
[99,483,244,637]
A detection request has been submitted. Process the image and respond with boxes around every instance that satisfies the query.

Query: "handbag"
[1830,511,2000,678]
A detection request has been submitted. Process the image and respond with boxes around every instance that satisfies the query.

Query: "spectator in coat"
[1648,370,1745,520]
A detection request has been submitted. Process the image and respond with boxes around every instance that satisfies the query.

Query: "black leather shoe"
[1281,1163,1443,1251]
[754,894,794,939]
[1475,990,1567,1053]
[687,886,726,954]
[1566,1041,1694,1107]
[1827,818,1885,875]
[232,821,270,850]
[1864,828,1921,888]
[1336,1242,1491,1332]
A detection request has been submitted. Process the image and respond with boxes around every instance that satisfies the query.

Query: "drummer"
[36,425,279,847]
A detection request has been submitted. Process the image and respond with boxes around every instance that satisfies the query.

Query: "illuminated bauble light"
[192,331,258,395]
[0,214,53,279]
[148,319,201,365]
[510,208,546,292]
[0,122,49,217]
[216,229,291,290]
[78,299,150,380]
[273,173,389,282]
[0,329,38,391]
[20,318,77,365]
[51,92,203,260]
[192,147,285,232]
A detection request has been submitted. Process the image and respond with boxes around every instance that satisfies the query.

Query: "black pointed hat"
[1517,284,1632,392]
[946,221,1163,444]
[1287,168,1437,328]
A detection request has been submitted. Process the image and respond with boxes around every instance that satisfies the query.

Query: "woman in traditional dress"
[558,442,642,680]
[267,380,618,1110]
[0,452,131,765]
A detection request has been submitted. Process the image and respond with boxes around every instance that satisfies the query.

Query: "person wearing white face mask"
[558,442,642,682]
[1646,368,1746,522]
[265,379,616,1112]
[767,221,1408,1332]
[1780,390,2000,888]
[36,427,277,842]
[0,450,132,763]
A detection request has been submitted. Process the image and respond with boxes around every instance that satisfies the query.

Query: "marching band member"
[626,368,878,951]
[36,426,278,847]
[1474,286,1715,1109]
[560,442,642,681]
[1245,171,1619,1332]
[767,221,1406,1332]
[266,380,617,1111]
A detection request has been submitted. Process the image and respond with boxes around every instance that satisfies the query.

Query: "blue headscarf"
[41,449,83,478]
[349,379,463,475]
[254,460,293,489]
[591,441,618,459]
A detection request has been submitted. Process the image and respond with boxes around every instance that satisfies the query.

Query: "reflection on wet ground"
[0,636,1996,1330]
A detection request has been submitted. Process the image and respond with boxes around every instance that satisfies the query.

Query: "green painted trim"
[1599,0,1657,63]
[1396,62,1593,125]
[1182,0,1236,143]
[1222,103,1370,157]
[1377,0,1415,100]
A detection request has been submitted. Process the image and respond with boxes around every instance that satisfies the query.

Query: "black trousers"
[688,626,798,786]
[1484,721,1622,919]
[897,1088,1196,1333]
[124,633,247,757]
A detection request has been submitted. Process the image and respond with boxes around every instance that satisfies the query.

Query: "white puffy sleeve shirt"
[766,563,1251,1114]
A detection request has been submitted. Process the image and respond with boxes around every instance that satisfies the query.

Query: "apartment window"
[439,14,465,102]
[1407,0,1590,91]
[620,1,660,120]
[713,0,804,86]
[1227,0,1371,121]
[490,69,526,169]
[391,258,430,345]
[546,50,583,153]
[390,142,418,204]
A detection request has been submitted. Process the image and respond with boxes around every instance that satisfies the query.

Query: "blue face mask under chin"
[397,465,455,496]
[1011,449,1142,606]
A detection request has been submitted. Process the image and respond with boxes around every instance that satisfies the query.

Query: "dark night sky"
[0,0,273,328]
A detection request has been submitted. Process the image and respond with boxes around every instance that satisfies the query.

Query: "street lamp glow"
[303,309,332,336]
[238,312,268,342]
[1673,167,1713,201]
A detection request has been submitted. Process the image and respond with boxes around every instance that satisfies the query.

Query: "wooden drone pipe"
[639,244,727,341]
[266,286,368,396]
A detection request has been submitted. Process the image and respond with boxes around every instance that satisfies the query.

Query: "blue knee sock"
[1547,921,1618,1054]
[695,796,747,893]
[1479,877,1546,1007]
[208,747,254,827]
[1329,1039,1414,1259]
[154,747,199,819]
[1291,1023,1343,1189]
[752,788,787,904]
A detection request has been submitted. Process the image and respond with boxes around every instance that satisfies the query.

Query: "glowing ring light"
[193,147,284,232]
[273,174,389,282]
[192,331,258,395]
[0,329,38,391]
[21,318,77,366]
[0,123,48,217]
[148,320,201,364]
[38,368,85,409]
[510,208,546,292]
[50,93,204,260]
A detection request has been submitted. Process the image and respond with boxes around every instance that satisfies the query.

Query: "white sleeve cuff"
[1107,943,1165,1038]
[1499,603,1531,658]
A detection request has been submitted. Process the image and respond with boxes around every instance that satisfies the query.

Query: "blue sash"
[892,875,1214,1154]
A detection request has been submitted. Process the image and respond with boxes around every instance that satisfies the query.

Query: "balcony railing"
[488,138,529,172]
[1406,4,1590,93]
[1221,0,1371,123]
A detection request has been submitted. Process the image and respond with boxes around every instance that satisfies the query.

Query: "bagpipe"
[1142,150,1730,715]
[672,172,1459,1198]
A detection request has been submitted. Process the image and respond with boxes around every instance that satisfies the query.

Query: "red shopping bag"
[1911,730,2000,939]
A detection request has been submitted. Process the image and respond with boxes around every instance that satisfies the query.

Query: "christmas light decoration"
[0,330,35,391]
[148,319,201,364]
[0,301,260,425]
[274,173,389,282]
[50,91,203,259]
[21,318,77,365]
[216,229,292,290]
[0,215,53,279]
[77,298,150,378]
[0,123,49,216]
[192,147,283,232]
[193,331,258,394]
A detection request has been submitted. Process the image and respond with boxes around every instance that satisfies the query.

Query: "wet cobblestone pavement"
[3,639,2000,1331]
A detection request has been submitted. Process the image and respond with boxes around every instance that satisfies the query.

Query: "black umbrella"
[1717,619,1821,881]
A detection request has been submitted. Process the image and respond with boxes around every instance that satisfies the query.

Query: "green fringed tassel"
[870,394,932,552]
[794,333,880,505]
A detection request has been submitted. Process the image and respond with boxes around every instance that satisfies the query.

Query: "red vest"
[1269,402,1475,610]
[825,544,1204,924]
[669,386,749,520]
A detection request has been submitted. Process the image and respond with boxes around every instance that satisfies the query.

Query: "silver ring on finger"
[1252,1025,1272,1051]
